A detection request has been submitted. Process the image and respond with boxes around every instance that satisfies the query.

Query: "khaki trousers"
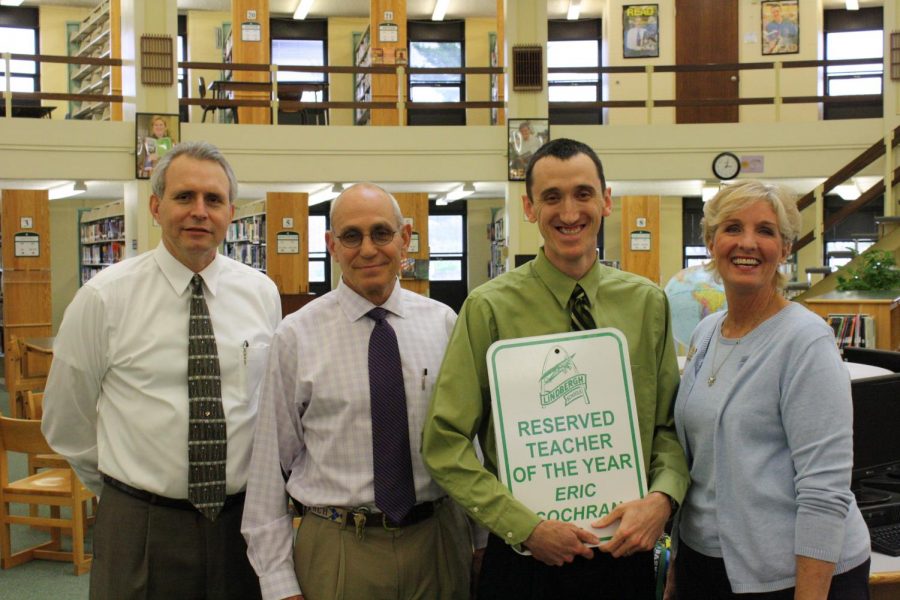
[294,500,472,600]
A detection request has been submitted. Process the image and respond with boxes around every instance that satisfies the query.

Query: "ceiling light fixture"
[845,0,860,10]
[308,183,341,205]
[49,180,87,200]
[701,182,719,203]
[445,182,476,202]
[293,0,314,20]
[567,0,582,21]
[0,0,26,6]
[432,0,450,21]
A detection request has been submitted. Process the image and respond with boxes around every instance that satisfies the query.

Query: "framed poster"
[761,0,799,55]
[508,118,549,181]
[136,112,180,180]
[623,4,659,59]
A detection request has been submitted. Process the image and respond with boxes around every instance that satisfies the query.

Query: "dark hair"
[524,138,606,200]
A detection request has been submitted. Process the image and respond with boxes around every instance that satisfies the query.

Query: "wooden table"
[0,105,56,118]
[209,80,329,124]
[870,552,900,598]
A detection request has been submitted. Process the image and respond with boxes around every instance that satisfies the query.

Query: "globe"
[664,264,728,351]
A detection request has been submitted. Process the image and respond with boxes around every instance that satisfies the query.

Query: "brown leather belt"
[306,499,442,529]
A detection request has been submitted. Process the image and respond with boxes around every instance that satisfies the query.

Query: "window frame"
[269,17,328,124]
[548,18,602,125]
[428,200,467,284]
[308,202,331,296]
[823,7,883,120]
[0,7,40,95]
[682,197,709,268]
[407,20,466,126]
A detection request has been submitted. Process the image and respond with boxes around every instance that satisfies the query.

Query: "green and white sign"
[487,328,646,541]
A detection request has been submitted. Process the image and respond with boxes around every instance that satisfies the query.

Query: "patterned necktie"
[569,284,597,331]
[366,307,416,523]
[187,274,227,521]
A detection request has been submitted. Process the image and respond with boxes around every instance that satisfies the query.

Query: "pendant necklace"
[706,331,739,386]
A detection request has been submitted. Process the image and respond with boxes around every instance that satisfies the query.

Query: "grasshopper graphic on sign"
[488,328,646,541]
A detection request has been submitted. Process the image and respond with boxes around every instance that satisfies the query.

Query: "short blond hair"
[702,180,801,289]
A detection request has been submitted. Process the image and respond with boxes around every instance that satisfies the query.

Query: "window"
[428,214,464,281]
[308,204,331,296]
[823,193,882,269]
[270,18,327,125]
[682,197,709,268]
[548,19,601,125]
[408,20,465,125]
[824,7,882,120]
[0,7,39,94]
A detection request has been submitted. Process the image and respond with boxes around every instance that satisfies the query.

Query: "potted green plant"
[835,249,900,291]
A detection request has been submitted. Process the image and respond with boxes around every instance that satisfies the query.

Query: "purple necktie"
[367,307,416,523]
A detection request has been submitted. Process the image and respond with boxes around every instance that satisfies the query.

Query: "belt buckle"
[382,512,401,530]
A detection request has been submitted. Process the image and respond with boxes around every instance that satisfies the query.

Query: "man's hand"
[594,492,671,558]
[523,520,598,566]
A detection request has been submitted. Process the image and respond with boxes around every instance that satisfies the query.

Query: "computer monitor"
[851,373,900,484]
[843,347,900,373]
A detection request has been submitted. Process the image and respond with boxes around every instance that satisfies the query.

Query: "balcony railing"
[0,51,886,125]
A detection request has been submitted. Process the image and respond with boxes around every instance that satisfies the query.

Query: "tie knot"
[367,307,389,323]
[571,284,588,306]
[191,274,204,293]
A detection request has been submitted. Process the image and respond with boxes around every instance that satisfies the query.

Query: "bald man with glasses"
[242,183,474,600]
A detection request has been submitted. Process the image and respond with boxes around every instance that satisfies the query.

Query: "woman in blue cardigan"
[671,180,870,599]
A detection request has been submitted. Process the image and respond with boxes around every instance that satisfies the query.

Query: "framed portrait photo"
[136,112,180,180]
[508,118,549,181]
[623,4,659,59]
[761,0,799,55]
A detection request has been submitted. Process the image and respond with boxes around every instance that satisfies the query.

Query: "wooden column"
[231,0,271,124]
[395,192,429,296]
[369,0,407,126]
[619,195,661,284]
[265,192,309,294]
[1,190,52,399]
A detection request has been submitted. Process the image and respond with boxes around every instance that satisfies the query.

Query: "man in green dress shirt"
[422,138,688,599]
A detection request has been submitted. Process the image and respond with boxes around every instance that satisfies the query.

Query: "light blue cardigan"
[674,303,870,594]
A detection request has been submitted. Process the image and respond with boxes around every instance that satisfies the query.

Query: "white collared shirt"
[42,243,281,498]
[241,279,456,600]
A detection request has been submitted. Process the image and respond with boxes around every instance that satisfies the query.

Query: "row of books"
[81,216,124,243]
[225,241,266,270]
[81,241,124,266]
[827,313,876,349]
[226,217,266,243]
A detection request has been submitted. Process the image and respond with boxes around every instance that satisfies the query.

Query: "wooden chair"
[0,415,94,575]
[6,337,47,419]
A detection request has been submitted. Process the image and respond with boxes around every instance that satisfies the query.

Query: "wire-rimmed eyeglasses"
[334,227,398,248]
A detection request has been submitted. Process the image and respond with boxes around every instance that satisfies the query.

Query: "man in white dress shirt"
[43,141,281,600]
[241,183,472,600]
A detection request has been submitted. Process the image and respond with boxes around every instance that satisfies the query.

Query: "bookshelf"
[223,193,309,294]
[488,208,506,279]
[79,200,125,285]
[68,0,119,121]
[804,291,900,351]
[354,26,372,126]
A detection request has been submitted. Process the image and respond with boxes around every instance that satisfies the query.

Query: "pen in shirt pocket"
[242,340,249,365]
[421,368,428,390]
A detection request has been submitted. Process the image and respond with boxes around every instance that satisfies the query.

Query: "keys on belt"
[306,500,442,540]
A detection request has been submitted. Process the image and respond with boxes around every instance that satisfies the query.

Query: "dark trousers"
[674,539,870,600]
[90,482,261,600]
[477,533,656,600]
